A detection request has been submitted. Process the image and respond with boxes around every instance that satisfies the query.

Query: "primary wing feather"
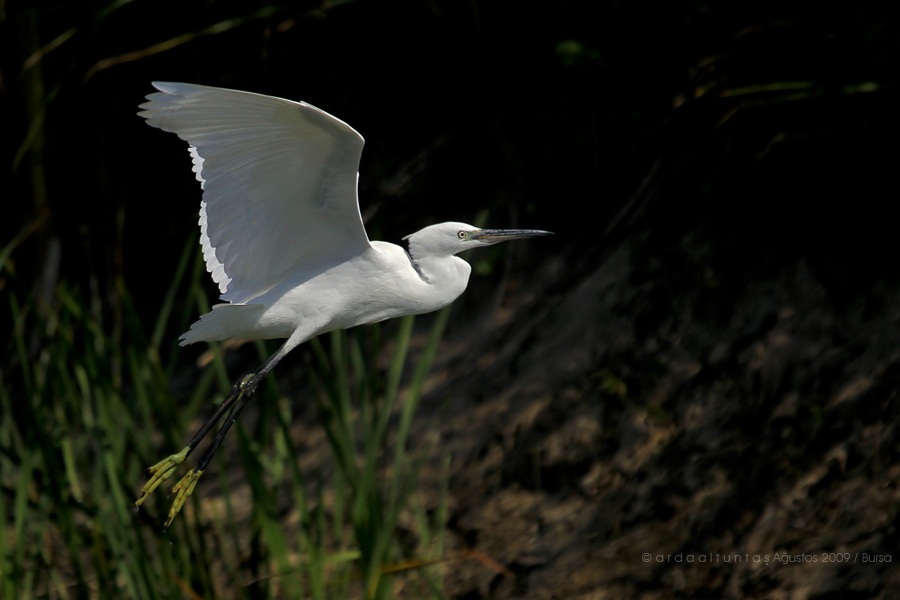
[140,82,370,303]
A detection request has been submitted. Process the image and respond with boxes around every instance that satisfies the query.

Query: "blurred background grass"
[3,0,899,597]
[2,229,456,598]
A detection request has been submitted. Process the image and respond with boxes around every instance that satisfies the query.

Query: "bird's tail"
[179,303,266,346]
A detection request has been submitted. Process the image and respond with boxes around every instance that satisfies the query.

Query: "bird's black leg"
[160,373,260,528]
[133,375,250,516]
[135,335,296,528]
[197,378,257,473]
[183,376,249,459]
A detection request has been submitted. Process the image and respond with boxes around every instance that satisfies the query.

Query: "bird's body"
[134,81,550,527]
[182,234,471,346]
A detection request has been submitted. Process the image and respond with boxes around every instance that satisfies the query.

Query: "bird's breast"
[253,243,471,338]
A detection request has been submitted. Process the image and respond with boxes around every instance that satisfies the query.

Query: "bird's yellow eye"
[457,230,468,239]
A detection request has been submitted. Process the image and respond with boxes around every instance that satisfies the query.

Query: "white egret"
[133,82,551,527]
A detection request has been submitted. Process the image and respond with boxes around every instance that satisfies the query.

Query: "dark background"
[3,2,896,306]
[3,0,899,597]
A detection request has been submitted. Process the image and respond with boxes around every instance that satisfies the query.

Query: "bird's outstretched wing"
[140,82,370,303]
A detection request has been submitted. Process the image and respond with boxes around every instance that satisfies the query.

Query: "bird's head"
[403,222,552,259]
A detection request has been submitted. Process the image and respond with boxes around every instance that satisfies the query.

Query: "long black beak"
[471,229,553,244]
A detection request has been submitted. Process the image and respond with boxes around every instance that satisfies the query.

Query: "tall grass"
[1,239,451,599]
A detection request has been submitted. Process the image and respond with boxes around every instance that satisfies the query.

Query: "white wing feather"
[139,82,370,303]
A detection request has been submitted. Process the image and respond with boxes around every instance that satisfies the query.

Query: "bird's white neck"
[402,239,472,310]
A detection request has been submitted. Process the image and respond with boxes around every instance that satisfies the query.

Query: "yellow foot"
[164,468,204,529]
[134,446,190,510]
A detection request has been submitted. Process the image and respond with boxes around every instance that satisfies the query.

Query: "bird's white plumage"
[140,82,370,303]
[134,83,552,526]
[139,82,550,350]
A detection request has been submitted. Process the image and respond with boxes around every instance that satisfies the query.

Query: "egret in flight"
[133,82,551,527]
